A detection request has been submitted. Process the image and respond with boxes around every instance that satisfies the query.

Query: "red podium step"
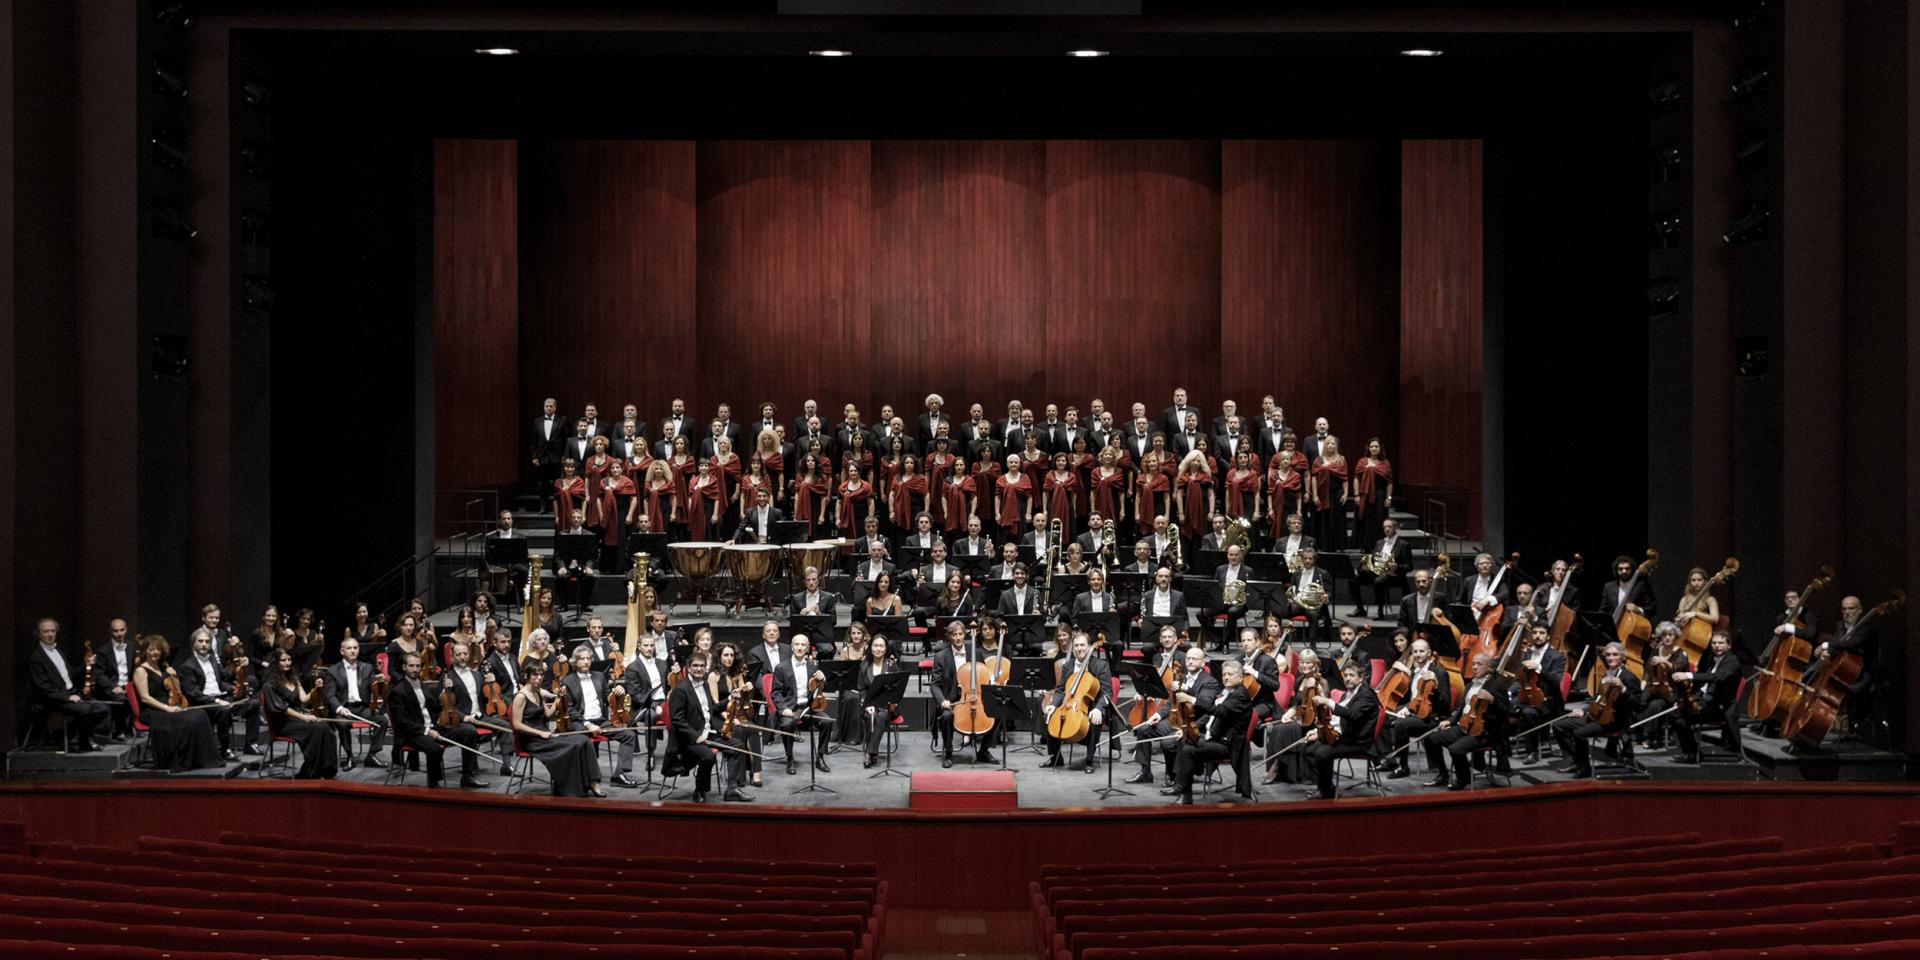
[908,770,1018,811]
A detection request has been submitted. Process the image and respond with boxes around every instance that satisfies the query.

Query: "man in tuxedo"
[28,619,108,751]
[1057,407,1086,455]
[620,630,673,768]
[1399,569,1444,634]
[1533,558,1583,624]
[854,542,894,584]
[852,515,889,560]
[1171,411,1203,458]
[789,399,820,444]
[92,618,139,740]
[926,622,985,767]
[699,418,731,460]
[746,402,781,451]
[836,405,871,457]
[953,515,994,557]
[712,402,743,451]
[989,542,1023,580]
[1300,417,1334,464]
[1670,631,1742,763]
[561,648,640,788]
[1126,416,1154,464]
[1305,659,1381,800]
[1164,658,1251,804]
[877,415,917,455]
[1458,552,1514,622]
[386,652,488,789]
[1287,548,1334,645]
[1214,416,1249,463]
[1198,514,1230,553]
[1382,635,1454,778]
[788,566,839,619]
[1147,515,1176,563]
[1359,518,1414,619]
[1275,512,1315,563]
[1204,544,1252,650]
[1128,644,1217,786]
[614,419,647,463]
[564,419,596,469]
[1551,642,1641,778]
[1032,404,1064,454]
[1210,400,1240,438]
[916,393,950,448]
[1257,410,1291,462]
[437,647,499,788]
[734,488,785,543]
[1041,632,1111,773]
[996,563,1039,616]
[485,630,521,701]
[665,651,750,802]
[1089,410,1116,454]
[1161,387,1195,439]
[179,629,255,760]
[1139,566,1188,635]
[1234,626,1282,735]
[573,617,618,675]
[1425,653,1512,789]
[651,420,679,461]
[1074,513,1113,568]
[1021,512,1057,562]
[1511,622,1567,763]
[581,403,613,442]
[1122,540,1157,574]
[324,637,388,769]
[530,397,566,512]
[1600,555,1656,626]
[658,397,691,449]
[1072,568,1119,617]
[995,401,1025,449]
[772,634,834,774]
[901,512,941,552]
[918,540,957,598]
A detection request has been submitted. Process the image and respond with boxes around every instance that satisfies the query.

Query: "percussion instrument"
[786,541,841,585]
[669,541,727,613]
[722,543,782,615]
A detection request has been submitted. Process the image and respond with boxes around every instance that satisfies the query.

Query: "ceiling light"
[1070,50,1109,58]
[474,47,520,56]
[1399,49,1444,57]
[809,50,852,57]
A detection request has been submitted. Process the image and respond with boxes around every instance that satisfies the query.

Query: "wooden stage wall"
[436,139,1481,532]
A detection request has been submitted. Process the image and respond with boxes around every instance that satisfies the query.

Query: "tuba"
[1099,522,1116,574]
[1221,516,1252,552]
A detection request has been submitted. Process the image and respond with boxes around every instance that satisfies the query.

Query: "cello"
[953,628,1007,740]
[1045,659,1100,744]
[1783,592,1903,749]
[1543,554,1583,654]
[1678,557,1739,663]
[1746,566,1833,724]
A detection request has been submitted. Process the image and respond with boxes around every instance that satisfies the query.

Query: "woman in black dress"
[834,622,873,746]
[510,657,605,798]
[383,612,431,681]
[263,648,339,779]
[858,634,901,768]
[710,642,761,786]
[132,636,222,772]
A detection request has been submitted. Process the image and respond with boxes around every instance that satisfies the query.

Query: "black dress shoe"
[1040,755,1064,768]
[863,755,876,768]
[1159,785,1182,796]
[1521,752,1541,765]
[1495,759,1513,775]
[814,757,831,774]
[786,761,798,776]
[612,774,639,788]
[1447,779,1469,792]
[691,791,709,803]
[242,744,262,757]
[1125,771,1155,785]
[461,776,493,789]
[1315,789,1336,800]
[363,754,385,768]
[975,748,993,764]
[723,789,753,802]
[1423,774,1450,788]
[1172,795,1194,805]
[941,757,954,769]
[1673,755,1699,765]
[338,756,352,770]
[1555,762,1584,775]
[1386,767,1410,780]
[1082,762,1097,774]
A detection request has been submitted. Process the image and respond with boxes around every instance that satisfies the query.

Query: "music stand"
[1182,575,1222,608]
[865,615,911,651]
[1048,573,1088,612]
[1108,571,1150,610]
[1246,551,1288,581]
[952,552,991,583]
[982,576,1013,610]
[981,683,1029,771]
[771,521,809,546]
[895,545,930,571]
[1246,580,1289,616]
[788,615,838,658]
[1010,657,1056,754]
[866,671,914,779]
[1074,611,1128,664]
[485,538,530,610]
[1000,614,1046,656]
[792,660,859,795]
[1017,544,1038,568]
[554,534,600,620]
[1196,548,1227,574]
[1445,602,1482,637]
[630,532,670,560]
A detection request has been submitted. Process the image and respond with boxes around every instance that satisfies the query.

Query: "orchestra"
[25,390,1901,808]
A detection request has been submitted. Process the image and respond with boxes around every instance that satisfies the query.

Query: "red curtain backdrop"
[436,138,1481,534]
[1398,139,1484,534]
[432,140,520,490]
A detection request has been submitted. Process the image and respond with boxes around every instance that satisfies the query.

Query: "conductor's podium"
[910,769,1018,811]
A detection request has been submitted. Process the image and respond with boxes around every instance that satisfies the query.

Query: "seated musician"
[1383,636,1453,779]
[619,629,673,759]
[927,621,981,766]
[509,657,605,798]
[1074,513,1113,567]
[1636,621,1689,751]
[902,511,940,551]
[1122,539,1156,574]
[1358,518,1412,620]
[561,648,640,789]
[484,629,522,701]
[989,541,1022,580]
[855,541,894,584]
[1040,632,1111,773]
[1422,653,1509,791]
[995,563,1039,617]
[179,628,257,761]
[1235,627,1282,736]
[787,565,838,620]
[1071,568,1119,618]
[128,635,222,771]
[384,652,468,788]
[92,619,139,742]
[771,634,834,775]
[1139,566,1188,636]
[574,617,618,675]
[1129,644,1213,786]
[1551,641,1641,778]
[1164,658,1252,806]
[953,515,994,557]
[734,487,784,544]
[852,515,889,562]
[1399,569,1442,632]
[1670,630,1742,764]
[324,637,388,769]
[857,634,901,768]
[1286,547,1334,645]
[1262,654,1325,785]
[933,571,976,620]
[1274,512,1315,566]
[1260,614,1296,672]
[436,648,498,788]
[1205,544,1251,650]
[919,539,957,597]
[1304,658,1381,800]
[262,648,339,779]
[1512,623,1566,764]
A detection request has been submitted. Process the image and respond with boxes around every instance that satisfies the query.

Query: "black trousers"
[862,705,899,758]
[1387,713,1439,770]
[1044,714,1105,765]
[777,710,836,761]
[40,698,108,746]
[1202,602,1247,648]
[1307,740,1369,796]
[1172,739,1232,798]
[1552,714,1625,770]
[332,701,389,757]
[1423,725,1489,782]
[1132,717,1177,777]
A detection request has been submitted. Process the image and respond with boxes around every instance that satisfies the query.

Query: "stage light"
[1069,50,1109,58]
[151,63,188,100]
[153,3,193,30]
[241,80,272,108]
[809,50,852,57]
[475,48,519,56]
[1399,49,1443,57]
[1720,205,1770,244]
[242,276,275,313]
[1650,215,1682,250]
[1730,68,1771,99]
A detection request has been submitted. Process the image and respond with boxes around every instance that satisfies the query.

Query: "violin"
[224,636,251,701]
[550,686,572,733]
[419,636,442,683]
[437,685,461,727]
[307,673,330,718]
[807,666,829,715]
[1586,673,1625,726]
[480,649,507,717]
[163,671,189,710]
[1168,665,1200,745]
[369,670,390,714]
[606,684,632,727]
[1295,676,1339,746]
[1458,685,1496,737]
[719,679,751,739]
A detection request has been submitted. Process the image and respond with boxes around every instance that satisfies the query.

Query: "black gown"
[139,669,222,772]
[265,682,340,779]
[517,692,599,797]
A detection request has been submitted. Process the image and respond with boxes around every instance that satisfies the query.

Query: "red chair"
[1367,658,1388,689]
[123,680,151,767]
[257,691,303,779]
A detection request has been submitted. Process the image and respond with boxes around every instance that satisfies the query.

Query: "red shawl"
[1265,467,1303,538]
[1353,457,1393,505]
[737,475,771,513]
[1177,472,1212,537]
[837,480,874,535]
[596,475,636,546]
[1088,467,1126,523]
[1044,471,1080,522]
[996,472,1034,530]
[792,475,829,528]
[553,476,586,525]
[937,474,973,533]
[891,473,929,529]
[1224,468,1262,519]
[1135,469,1170,526]
[641,482,674,533]
[1311,456,1349,510]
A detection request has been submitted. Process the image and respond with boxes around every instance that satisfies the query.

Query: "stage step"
[1742,731,1911,782]
[5,745,131,781]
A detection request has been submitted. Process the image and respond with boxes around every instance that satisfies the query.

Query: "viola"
[224,636,251,701]
[1586,675,1625,727]
[163,672,189,710]
[369,670,391,714]
[1295,677,1339,746]
[481,669,507,717]
[419,637,442,683]
[1406,666,1440,720]
[606,685,632,727]
[1458,686,1495,737]
[550,687,572,734]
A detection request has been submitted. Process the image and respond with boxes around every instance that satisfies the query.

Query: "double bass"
[1611,549,1660,678]
[1678,557,1740,662]
[1542,554,1583,653]
[1783,592,1903,749]
[1746,566,1834,725]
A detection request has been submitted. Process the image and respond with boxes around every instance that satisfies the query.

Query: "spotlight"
[808,50,852,57]
[241,276,275,313]
[1647,80,1682,112]
[151,63,188,99]
[474,47,520,56]
[1720,205,1770,244]
[1730,68,1771,99]
[150,133,187,170]
[1399,49,1443,57]
[151,205,198,240]
[241,80,272,108]
[1069,50,1109,58]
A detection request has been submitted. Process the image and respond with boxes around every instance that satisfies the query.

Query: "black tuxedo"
[952,535,994,557]
[1600,578,1656,622]
[1213,432,1250,461]
[1286,566,1334,643]
[563,434,596,467]
[1046,655,1113,766]
[1399,590,1446,633]
[1552,666,1642,773]
[1300,432,1333,465]
[323,659,387,757]
[1133,667,1223,778]
[853,559,895,583]
[1256,423,1290,461]
[916,412,951,448]
[836,423,873,456]
[485,651,522,698]
[1456,573,1515,611]
[659,413,692,445]
[27,644,109,746]
[996,584,1041,616]
[770,655,834,763]
[1204,562,1252,647]
[787,589,840,619]
[1170,431,1202,458]
[1161,405,1197,439]
[1071,590,1120,617]
[1532,582,1584,621]
[1138,588,1189,627]
[733,505,786,543]
[531,415,566,465]
[665,678,744,794]
[561,670,636,774]
[1171,683,1253,799]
